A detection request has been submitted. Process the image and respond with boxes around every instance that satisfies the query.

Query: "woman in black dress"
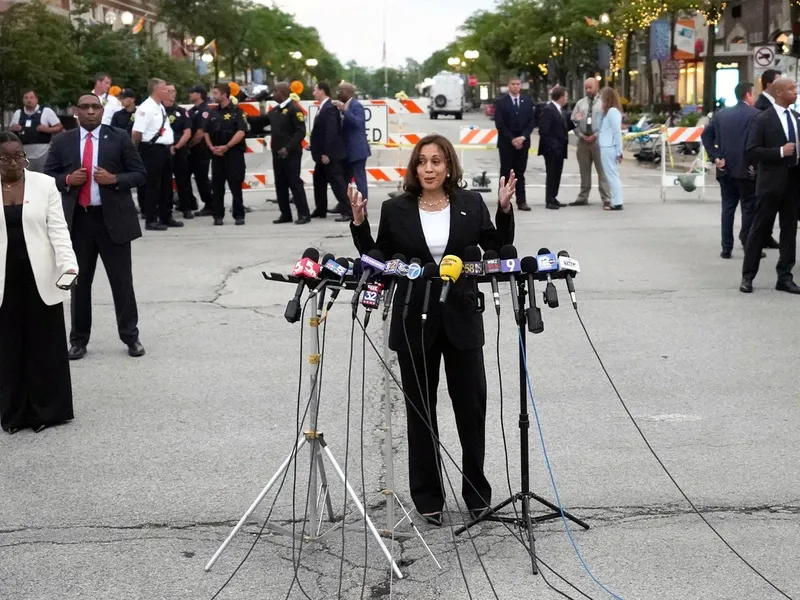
[0,132,78,434]
[349,134,515,525]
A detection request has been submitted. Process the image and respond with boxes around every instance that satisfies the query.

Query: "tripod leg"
[528,492,590,530]
[315,449,336,523]
[205,436,307,572]
[321,444,404,579]
[520,494,538,575]
[454,495,518,535]
[393,493,442,570]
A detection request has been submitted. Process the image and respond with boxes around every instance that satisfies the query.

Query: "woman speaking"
[598,87,624,211]
[0,132,78,434]
[350,134,515,525]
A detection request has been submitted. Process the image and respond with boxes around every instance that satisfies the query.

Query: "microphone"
[438,255,463,304]
[352,249,385,309]
[361,281,384,327]
[402,258,423,321]
[312,252,334,313]
[321,256,350,320]
[536,247,559,309]
[483,249,501,315]
[521,256,544,334]
[463,246,485,313]
[285,248,320,323]
[499,245,522,322]
[557,250,580,309]
[420,263,438,323]
[381,253,407,321]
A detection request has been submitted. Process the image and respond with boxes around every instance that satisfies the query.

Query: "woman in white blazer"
[0,132,78,434]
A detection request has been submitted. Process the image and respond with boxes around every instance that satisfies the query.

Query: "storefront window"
[678,63,704,106]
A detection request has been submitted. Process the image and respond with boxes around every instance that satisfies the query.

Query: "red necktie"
[78,132,93,208]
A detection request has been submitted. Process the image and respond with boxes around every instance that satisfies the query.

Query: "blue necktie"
[785,110,797,164]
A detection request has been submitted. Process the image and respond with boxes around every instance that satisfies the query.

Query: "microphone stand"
[454,277,589,574]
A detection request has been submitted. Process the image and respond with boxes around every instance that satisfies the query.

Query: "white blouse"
[419,206,451,264]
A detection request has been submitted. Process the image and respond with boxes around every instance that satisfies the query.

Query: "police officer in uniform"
[132,78,183,230]
[9,90,63,172]
[110,88,137,135]
[163,83,193,219]
[204,83,247,226]
[268,82,310,225]
[187,85,214,216]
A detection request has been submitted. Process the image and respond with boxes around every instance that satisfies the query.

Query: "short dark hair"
[315,81,331,97]
[0,132,22,146]
[403,134,464,199]
[735,82,754,101]
[761,69,781,88]
[94,72,109,83]
[22,89,37,97]
[550,86,567,101]
[214,83,231,97]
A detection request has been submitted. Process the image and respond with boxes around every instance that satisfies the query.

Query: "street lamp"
[202,52,214,63]
[447,57,460,69]
[599,13,609,24]
[306,58,318,67]
[464,49,480,60]
[195,35,205,47]
[105,10,117,25]
[120,11,133,26]
[290,51,302,60]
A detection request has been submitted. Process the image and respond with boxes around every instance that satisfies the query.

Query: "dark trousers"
[189,151,213,209]
[742,170,800,283]
[139,144,173,224]
[211,150,245,220]
[543,153,564,205]
[343,158,368,205]
[718,176,757,252]
[273,151,310,219]
[499,141,529,205]
[172,148,194,212]
[396,330,492,514]
[70,207,139,347]
[312,159,349,216]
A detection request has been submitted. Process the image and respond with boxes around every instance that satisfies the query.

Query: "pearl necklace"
[419,193,449,212]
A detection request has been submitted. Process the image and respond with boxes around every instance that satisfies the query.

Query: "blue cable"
[518,329,625,600]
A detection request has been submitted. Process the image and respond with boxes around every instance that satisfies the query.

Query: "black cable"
[537,556,596,600]
[211,297,315,600]
[573,307,795,600]
[335,318,358,598]
[359,327,370,600]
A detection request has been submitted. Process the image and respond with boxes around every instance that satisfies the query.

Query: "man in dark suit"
[537,86,574,209]
[335,82,369,217]
[309,81,349,222]
[701,82,760,259]
[44,94,148,359]
[741,78,800,294]
[755,69,781,111]
[494,77,534,211]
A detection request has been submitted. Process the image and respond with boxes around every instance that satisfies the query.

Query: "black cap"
[483,249,499,260]
[302,247,320,262]
[188,84,208,96]
[120,88,136,99]
[499,244,518,259]
[422,263,439,279]
[520,257,538,274]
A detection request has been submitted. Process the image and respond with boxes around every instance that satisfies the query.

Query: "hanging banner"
[674,18,697,60]
[650,20,670,61]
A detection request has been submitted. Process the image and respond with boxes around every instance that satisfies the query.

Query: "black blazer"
[537,102,573,159]
[700,101,759,180]
[310,100,346,162]
[746,106,800,196]
[754,93,773,112]
[494,94,534,146]
[44,125,146,245]
[350,189,514,355]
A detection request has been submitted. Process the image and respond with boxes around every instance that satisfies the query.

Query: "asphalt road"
[1,112,798,600]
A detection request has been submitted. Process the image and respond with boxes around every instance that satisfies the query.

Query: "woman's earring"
[446,173,450,178]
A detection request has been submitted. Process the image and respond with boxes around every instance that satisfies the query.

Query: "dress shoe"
[569,200,589,206]
[33,424,48,433]
[162,219,184,228]
[334,214,351,222]
[610,205,624,211]
[68,345,87,360]
[213,218,224,226]
[469,508,489,521]
[295,216,311,225]
[127,341,146,357]
[421,512,443,527]
[720,250,732,259]
[7,427,20,435]
[766,238,780,249]
[235,218,245,226]
[545,203,560,210]
[739,278,753,293]
[776,280,800,294]
[516,203,532,211]
[182,211,194,220]
[273,216,293,224]
[194,207,213,217]
[146,222,168,231]
[310,212,326,219]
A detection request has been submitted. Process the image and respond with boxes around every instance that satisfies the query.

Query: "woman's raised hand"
[498,169,516,212]
[349,184,367,226]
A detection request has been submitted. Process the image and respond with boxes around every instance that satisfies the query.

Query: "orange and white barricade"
[459,128,499,146]
[660,126,707,202]
[385,133,425,147]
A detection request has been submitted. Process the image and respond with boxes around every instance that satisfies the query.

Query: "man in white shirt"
[91,72,122,126]
[132,78,183,231]
[9,90,63,172]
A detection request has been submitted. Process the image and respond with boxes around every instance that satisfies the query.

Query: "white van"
[428,72,464,120]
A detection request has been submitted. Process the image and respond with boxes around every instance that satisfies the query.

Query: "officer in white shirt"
[90,72,122,126]
[9,90,63,172]
[132,78,183,231]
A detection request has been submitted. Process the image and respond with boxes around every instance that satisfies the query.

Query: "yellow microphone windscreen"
[439,255,463,283]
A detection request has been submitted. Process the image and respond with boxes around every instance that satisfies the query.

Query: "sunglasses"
[0,153,27,165]
[77,103,103,110]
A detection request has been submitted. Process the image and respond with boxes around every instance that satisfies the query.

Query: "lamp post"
[120,11,134,26]
[600,12,610,24]
[447,56,460,71]
[185,35,206,66]
[305,58,318,87]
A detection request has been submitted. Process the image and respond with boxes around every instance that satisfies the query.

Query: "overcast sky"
[270,0,497,69]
